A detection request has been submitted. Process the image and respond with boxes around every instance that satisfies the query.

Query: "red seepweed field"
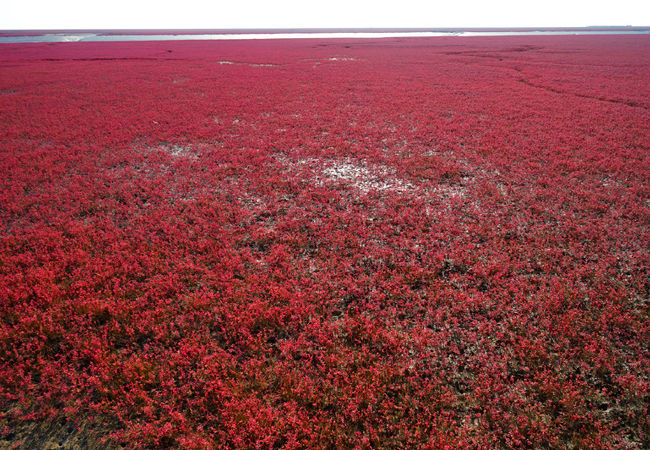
[0,35,648,448]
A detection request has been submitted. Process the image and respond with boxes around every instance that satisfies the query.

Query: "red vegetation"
[0,36,649,448]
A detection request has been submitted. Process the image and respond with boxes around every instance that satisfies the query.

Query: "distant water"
[1,30,649,44]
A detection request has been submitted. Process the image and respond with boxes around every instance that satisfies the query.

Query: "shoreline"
[1,29,650,43]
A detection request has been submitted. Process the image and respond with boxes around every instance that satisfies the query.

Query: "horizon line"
[2,26,649,33]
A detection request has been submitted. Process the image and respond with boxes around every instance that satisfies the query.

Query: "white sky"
[1,0,648,30]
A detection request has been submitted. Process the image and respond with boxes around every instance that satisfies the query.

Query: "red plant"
[0,35,648,448]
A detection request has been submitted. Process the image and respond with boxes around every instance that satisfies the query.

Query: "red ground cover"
[1,36,648,448]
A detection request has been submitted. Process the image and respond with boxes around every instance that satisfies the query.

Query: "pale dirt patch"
[322,159,414,193]
[275,154,415,194]
[155,144,198,158]
[217,61,276,67]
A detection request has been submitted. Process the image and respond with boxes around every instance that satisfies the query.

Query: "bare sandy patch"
[276,154,415,194]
